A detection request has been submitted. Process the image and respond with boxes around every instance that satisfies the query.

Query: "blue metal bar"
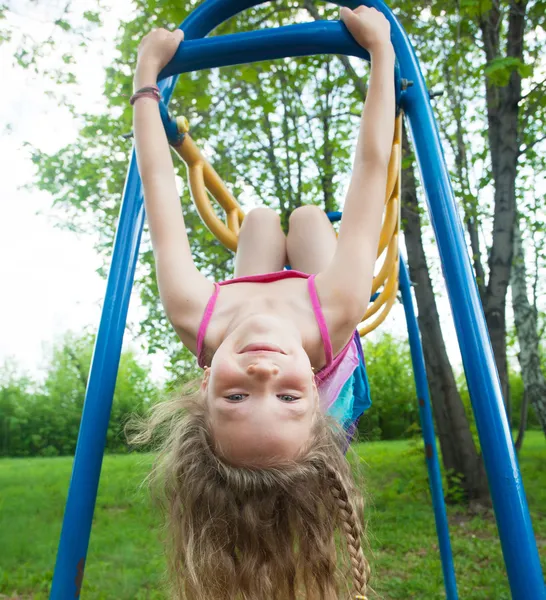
[157,23,403,144]
[399,258,458,600]
[159,21,372,79]
[50,154,146,599]
[383,4,546,596]
[158,101,184,145]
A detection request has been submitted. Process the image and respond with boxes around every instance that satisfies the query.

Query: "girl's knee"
[289,205,328,231]
[241,207,281,231]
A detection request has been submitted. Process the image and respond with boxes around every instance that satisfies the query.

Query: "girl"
[132,6,395,599]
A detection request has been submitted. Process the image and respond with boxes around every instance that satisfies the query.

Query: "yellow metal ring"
[372,233,398,295]
[364,259,399,321]
[172,129,244,252]
[358,285,398,337]
[359,114,402,335]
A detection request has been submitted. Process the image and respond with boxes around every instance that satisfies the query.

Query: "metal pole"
[399,258,458,600]
[382,2,546,594]
[50,154,146,598]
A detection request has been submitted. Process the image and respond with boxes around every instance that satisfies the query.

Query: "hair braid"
[325,465,370,599]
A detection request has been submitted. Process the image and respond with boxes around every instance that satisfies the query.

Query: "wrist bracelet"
[130,85,161,105]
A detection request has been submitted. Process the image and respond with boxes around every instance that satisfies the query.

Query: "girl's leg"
[286,205,337,274]
[234,207,287,277]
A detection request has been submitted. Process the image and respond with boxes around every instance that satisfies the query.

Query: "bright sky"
[0,0,163,379]
[0,0,471,384]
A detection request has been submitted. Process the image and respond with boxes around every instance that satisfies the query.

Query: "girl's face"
[202,315,319,466]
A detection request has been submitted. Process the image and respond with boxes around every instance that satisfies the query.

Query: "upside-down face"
[202,314,319,466]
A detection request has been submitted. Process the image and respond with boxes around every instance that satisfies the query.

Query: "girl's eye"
[278,394,299,402]
[225,394,248,402]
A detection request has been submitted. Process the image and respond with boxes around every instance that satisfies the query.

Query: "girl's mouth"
[239,343,286,355]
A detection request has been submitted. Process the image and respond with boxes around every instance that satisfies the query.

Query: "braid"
[325,465,370,599]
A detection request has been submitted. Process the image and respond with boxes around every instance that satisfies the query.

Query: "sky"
[0,0,473,384]
[0,0,159,379]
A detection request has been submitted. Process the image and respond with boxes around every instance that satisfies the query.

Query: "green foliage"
[358,334,419,441]
[458,368,543,435]
[7,0,545,458]
[28,0,366,369]
[484,56,533,87]
[0,332,159,457]
[0,3,10,45]
[1,434,544,598]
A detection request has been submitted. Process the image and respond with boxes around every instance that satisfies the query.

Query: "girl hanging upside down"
[131,6,395,600]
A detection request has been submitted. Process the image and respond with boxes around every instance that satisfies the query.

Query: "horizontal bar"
[159,21,371,80]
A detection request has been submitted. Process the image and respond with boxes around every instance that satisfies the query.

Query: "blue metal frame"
[159,21,373,78]
[399,258,458,599]
[50,0,546,598]
[157,24,403,144]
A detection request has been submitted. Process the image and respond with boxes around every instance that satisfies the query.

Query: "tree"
[383,0,544,491]
[0,331,159,456]
[0,360,38,457]
[511,216,546,439]
[303,2,489,500]
[359,334,419,440]
[415,0,546,411]
[400,125,489,501]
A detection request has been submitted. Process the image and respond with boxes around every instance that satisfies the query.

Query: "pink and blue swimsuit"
[196,270,371,436]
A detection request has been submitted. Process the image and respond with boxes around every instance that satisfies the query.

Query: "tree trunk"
[514,391,529,453]
[511,218,546,436]
[304,1,489,502]
[401,124,489,502]
[319,62,336,213]
[479,0,529,410]
[441,63,487,306]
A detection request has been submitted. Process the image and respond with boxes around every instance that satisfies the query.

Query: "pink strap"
[196,272,334,369]
[307,275,333,366]
[219,269,309,286]
[197,282,220,367]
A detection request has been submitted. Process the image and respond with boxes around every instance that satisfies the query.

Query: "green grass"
[1,433,544,599]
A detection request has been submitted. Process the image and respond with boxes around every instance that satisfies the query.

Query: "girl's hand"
[340,6,392,54]
[134,28,184,88]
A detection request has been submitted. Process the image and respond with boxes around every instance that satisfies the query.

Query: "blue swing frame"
[49,1,546,598]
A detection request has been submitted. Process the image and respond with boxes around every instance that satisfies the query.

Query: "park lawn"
[0,432,544,599]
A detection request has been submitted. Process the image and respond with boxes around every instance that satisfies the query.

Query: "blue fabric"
[327,374,356,424]
[326,331,372,432]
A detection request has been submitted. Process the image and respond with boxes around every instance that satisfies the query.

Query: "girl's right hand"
[340,6,392,54]
[135,28,184,85]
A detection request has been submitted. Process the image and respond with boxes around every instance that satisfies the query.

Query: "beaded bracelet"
[130,85,161,105]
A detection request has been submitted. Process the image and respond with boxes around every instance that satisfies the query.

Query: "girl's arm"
[133,29,213,350]
[317,7,396,337]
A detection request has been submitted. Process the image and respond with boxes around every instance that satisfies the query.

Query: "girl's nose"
[247,362,280,378]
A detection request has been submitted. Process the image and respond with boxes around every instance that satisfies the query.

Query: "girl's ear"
[201,367,211,392]
[312,380,321,411]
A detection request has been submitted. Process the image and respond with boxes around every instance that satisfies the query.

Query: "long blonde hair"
[131,379,371,600]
